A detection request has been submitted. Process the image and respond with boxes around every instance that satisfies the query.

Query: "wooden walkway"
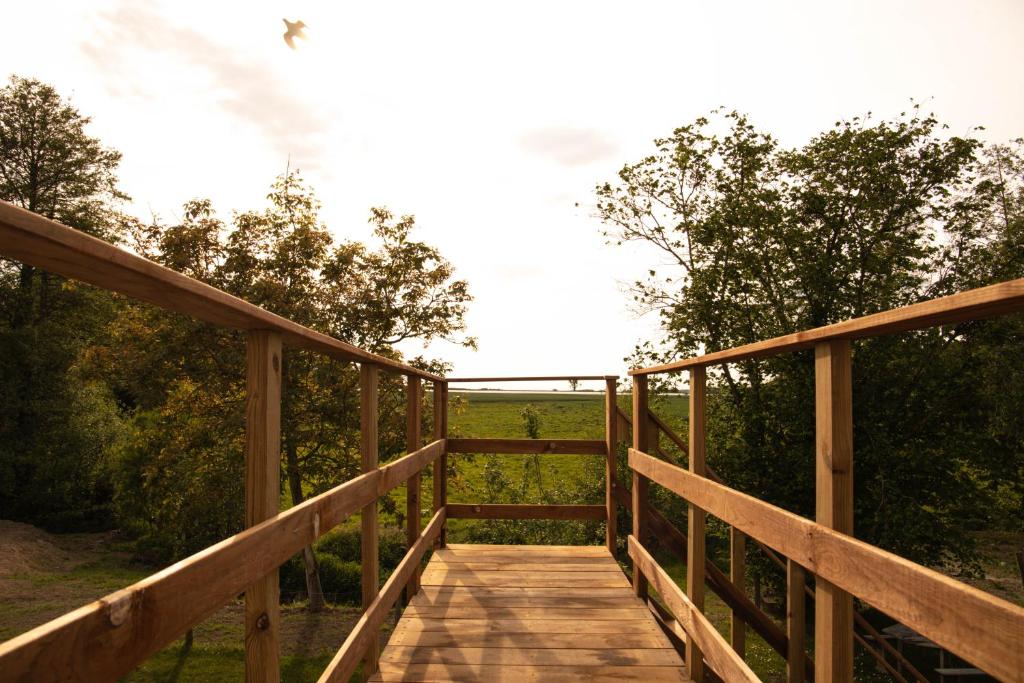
[371,544,691,682]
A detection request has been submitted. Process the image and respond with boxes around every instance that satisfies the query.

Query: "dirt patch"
[0,520,79,576]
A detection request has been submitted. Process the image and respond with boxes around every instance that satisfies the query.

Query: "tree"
[598,108,1021,576]
[0,76,127,529]
[97,173,474,608]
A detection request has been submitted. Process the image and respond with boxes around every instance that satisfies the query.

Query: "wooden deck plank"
[442,543,609,554]
[380,646,685,666]
[393,618,661,634]
[369,663,692,682]
[388,631,671,649]
[376,544,689,681]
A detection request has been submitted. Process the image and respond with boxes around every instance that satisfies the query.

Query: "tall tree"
[598,109,1020,574]
[0,76,127,529]
[97,174,473,609]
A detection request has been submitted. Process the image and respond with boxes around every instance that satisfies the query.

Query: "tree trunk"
[286,440,325,611]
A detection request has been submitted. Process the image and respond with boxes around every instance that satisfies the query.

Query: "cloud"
[519,126,619,167]
[80,3,330,170]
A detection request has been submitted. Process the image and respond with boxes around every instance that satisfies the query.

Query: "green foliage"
[0,76,128,530]
[598,108,1024,574]
[93,172,473,562]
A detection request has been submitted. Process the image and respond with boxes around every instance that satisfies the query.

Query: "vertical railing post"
[360,363,380,677]
[687,365,707,683]
[604,376,618,554]
[244,330,282,683]
[730,527,746,656]
[405,375,422,602]
[814,339,854,682]
[432,380,448,548]
[787,559,807,683]
[631,374,649,599]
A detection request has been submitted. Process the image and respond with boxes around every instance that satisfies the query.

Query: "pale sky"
[3,1,1023,390]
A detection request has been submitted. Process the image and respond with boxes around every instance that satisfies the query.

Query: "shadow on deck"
[372,544,690,682]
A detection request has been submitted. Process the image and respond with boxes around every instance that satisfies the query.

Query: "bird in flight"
[283,19,307,50]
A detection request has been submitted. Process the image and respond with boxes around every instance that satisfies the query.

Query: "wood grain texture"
[0,469,382,681]
[244,331,283,683]
[445,375,614,382]
[368,663,690,682]
[632,374,650,599]
[605,377,618,553]
[686,365,707,683]
[446,503,606,520]
[446,438,606,455]
[628,448,1024,682]
[629,536,759,683]
[360,363,380,676]
[432,381,447,548]
[0,200,441,380]
[318,510,445,683]
[815,340,853,683]
[374,543,689,681]
[405,377,422,602]
[787,560,806,683]
[730,528,747,656]
[630,277,1024,375]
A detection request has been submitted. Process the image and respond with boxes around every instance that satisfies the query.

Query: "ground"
[1,391,1020,681]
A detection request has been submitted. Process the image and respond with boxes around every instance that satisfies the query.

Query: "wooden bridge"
[0,199,1022,682]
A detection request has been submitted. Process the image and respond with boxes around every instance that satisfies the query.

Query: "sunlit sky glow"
[4,1,1023,389]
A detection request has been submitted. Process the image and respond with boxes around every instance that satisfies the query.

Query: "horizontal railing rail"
[617,406,918,681]
[629,447,1024,682]
[319,509,447,682]
[446,437,606,455]
[0,200,439,381]
[629,536,759,682]
[624,277,1024,682]
[447,503,607,520]
[446,375,616,382]
[0,439,445,681]
[630,277,1024,375]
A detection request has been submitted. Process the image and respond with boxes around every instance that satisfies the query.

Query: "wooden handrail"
[621,404,933,682]
[446,504,606,520]
[0,439,445,681]
[319,508,446,683]
[446,375,616,382]
[446,437,606,455]
[629,536,759,682]
[0,200,440,381]
[629,278,1024,375]
[628,448,1024,682]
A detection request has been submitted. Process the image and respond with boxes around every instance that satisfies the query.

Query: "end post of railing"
[814,339,854,682]
[405,375,422,602]
[687,365,707,682]
[360,362,380,677]
[244,330,283,683]
[432,380,448,548]
[631,374,649,599]
[604,376,618,554]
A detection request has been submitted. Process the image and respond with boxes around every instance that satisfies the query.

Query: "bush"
[317,555,362,604]
[315,525,408,572]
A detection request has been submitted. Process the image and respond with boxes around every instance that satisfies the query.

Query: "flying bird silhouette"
[282,19,307,50]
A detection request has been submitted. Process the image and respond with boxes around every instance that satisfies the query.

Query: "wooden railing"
[627,278,1024,683]
[444,375,620,551]
[2,199,1023,683]
[0,201,449,682]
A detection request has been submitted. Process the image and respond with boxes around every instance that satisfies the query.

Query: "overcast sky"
[3,1,1022,389]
